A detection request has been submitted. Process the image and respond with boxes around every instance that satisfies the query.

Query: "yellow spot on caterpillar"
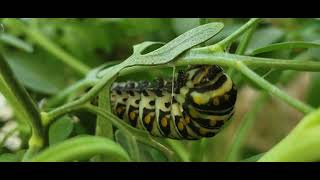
[161,117,168,127]
[144,114,152,124]
[178,121,184,131]
[213,97,220,106]
[130,111,136,120]
[190,92,211,105]
[193,95,208,105]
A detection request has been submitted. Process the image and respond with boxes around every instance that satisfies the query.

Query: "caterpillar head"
[181,65,237,119]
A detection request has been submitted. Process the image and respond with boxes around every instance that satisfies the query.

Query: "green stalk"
[235,21,258,55]
[126,135,141,162]
[92,84,116,162]
[228,18,258,76]
[0,52,44,157]
[95,86,113,139]
[29,136,130,162]
[44,80,94,109]
[179,52,320,72]
[234,61,314,114]
[197,18,262,52]
[43,65,123,124]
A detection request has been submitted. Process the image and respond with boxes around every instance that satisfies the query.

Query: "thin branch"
[197,18,262,52]
[234,61,314,114]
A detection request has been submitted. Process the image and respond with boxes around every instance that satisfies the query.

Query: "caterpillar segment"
[110,65,237,140]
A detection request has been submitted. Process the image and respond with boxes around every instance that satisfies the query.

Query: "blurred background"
[0,18,320,161]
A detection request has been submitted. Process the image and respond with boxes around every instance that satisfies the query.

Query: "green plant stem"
[45,80,94,109]
[91,84,115,162]
[179,52,320,72]
[235,21,258,55]
[126,135,141,162]
[197,18,262,52]
[10,19,90,76]
[43,65,122,125]
[112,53,320,81]
[228,19,258,87]
[234,61,314,114]
[28,136,130,162]
[95,85,113,139]
[0,52,44,153]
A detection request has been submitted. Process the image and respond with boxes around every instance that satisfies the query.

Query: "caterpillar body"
[110,65,237,140]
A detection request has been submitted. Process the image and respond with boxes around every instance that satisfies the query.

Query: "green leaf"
[125,22,224,66]
[2,48,71,94]
[49,116,74,145]
[250,41,320,55]
[246,27,285,54]
[0,33,33,52]
[94,84,114,163]
[30,136,130,162]
[0,52,43,147]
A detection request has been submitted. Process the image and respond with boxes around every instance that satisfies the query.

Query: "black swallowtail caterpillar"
[110,65,237,140]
